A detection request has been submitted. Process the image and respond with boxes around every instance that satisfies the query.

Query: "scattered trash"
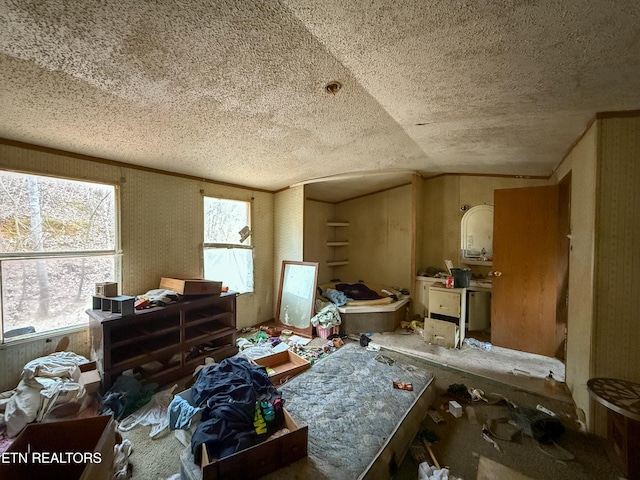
[418,429,441,469]
[464,338,492,351]
[466,406,477,424]
[374,353,395,365]
[487,417,521,442]
[418,461,450,480]
[481,424,502,452]
[536,404,557,417]
[427,408,446,424]
[366,342,381,352]
[469,388,488,402]
[118,384,177,438]
[491,393,518,408]
[447,383,472,402]
[536,440,575,461]
[448,400,463,418]
[287,335,311,346]
[512,407,565,444]
[360,334,371,347]
[410,442,430,464]
[393,381,414,391]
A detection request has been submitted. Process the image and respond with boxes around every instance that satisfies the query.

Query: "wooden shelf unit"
[326,221,349,267]
[88,293,238,391]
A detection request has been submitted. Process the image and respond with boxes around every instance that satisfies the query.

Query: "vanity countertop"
[416,275,492,290]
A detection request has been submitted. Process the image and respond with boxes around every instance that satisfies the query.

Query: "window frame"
[0,170,121,343]
[202,196,254,294]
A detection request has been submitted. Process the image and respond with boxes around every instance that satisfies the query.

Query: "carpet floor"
[120,333,621,480]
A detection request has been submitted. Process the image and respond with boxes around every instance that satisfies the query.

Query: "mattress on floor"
[265,341,435,480]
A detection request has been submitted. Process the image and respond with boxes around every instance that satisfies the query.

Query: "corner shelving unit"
[326,221,349,267]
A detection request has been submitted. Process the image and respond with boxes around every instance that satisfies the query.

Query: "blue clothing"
[324,288,348,306]
[168,395,201,430]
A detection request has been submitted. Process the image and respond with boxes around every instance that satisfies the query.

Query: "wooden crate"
[254,350,311,386]
[160,277,222,295]
[0,415,115,480]
[201,409,307,480]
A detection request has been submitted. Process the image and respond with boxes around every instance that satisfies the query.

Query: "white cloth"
[1,351,88,437]
[310,298,342,327]
[418,462,452,480]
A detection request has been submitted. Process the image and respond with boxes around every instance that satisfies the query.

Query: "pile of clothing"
[0,351,89,437]
[182,357,284,463]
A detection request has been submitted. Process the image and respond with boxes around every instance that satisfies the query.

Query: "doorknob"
[490,271,502,277]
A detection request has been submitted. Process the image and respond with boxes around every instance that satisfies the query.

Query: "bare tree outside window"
[203,197,253,294]
[0,171,118,340]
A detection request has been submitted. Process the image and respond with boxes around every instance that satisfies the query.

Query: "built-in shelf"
[461,259,493,266]
[327,260,349,267]
[327,221,349,267]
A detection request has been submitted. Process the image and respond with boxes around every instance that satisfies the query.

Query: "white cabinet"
[414,276,441,318]
[427,286,467,348]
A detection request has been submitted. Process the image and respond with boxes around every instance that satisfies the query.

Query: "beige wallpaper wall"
[303,198,337,284]
[420,175,460,272]
[338,184,413,290]
[558,122,597,428]
[0,142,275,385]
[273,186,305,315]
[592,116,640,434]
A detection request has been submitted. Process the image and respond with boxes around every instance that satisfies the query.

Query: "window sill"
[1,324,89,346]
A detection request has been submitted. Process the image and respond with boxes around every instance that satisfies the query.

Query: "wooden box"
[160,277,222,296]
[0,415,116,480]
[424,318,459,348]
[95,282,118,297]
[254,350,311,386]
[201,409,307,480]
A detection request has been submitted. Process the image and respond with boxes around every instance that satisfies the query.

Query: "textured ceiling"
[1,1,639,202]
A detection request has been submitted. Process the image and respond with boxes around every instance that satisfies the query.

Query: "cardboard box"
[0,415,116,480]
[253,350,311,386]
[95,282,118,298]
[160,277,222,296]
[449,400,463,418]
[79,369,102,395]
[424,318,460,348]
[201,408,308,480]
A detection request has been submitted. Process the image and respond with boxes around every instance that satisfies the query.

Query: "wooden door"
[491,185,560,357]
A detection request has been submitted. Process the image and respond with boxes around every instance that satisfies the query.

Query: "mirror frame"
[275,261,318,337]
[460,204,494,259]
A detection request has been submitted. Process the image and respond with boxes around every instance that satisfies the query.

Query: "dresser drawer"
[428,288,461,317]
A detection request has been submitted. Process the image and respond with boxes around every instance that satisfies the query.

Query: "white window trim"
[0,172,121,342]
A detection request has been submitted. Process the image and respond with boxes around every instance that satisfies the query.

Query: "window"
[0,171,118,341]
[203,197,253,294]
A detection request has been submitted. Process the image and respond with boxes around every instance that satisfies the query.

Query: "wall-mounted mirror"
[461,204,493,260]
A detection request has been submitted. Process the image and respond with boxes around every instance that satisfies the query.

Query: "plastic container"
[316,325,338,339]
[450,268,472,288]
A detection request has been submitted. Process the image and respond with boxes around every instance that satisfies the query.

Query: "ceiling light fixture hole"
[325,81,342,95]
